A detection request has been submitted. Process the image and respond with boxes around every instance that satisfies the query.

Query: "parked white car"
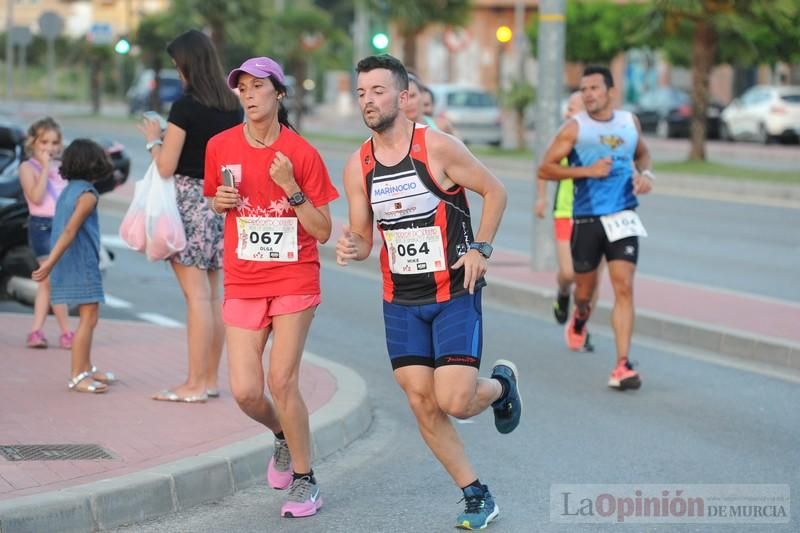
[428,84,502,146]
[720,85,800,143]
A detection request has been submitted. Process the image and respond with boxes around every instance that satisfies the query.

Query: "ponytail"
[277,101,296,132]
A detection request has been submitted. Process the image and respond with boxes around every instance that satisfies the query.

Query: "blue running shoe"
[491,359,522,434]
[456,484,499,530]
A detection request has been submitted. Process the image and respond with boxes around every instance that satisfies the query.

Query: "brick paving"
[0,314,336,500]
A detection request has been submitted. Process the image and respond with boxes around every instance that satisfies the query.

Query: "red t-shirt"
[204,124,339,299]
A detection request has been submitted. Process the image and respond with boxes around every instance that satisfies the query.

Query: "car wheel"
[755,124,768,144]
[656,118,670,139]
[720,121,733,142]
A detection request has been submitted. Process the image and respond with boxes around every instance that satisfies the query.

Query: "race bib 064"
[236,217,298,262]
[384,227,446,275]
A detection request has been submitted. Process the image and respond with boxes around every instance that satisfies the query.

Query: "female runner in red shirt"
[205,57,339,518]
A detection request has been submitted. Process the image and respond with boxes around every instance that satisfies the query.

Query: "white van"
[427,84,502,146]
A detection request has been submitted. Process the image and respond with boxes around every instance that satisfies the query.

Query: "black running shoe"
[491,360,522,434]
[553,292,569,324]
[583,333,595,353]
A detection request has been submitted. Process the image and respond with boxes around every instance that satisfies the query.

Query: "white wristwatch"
[146,139,163,151]
[641,169,656,181]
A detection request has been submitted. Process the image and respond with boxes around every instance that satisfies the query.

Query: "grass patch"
[305,131,365,146]
[653,160,799,183]
[470,145,532,160]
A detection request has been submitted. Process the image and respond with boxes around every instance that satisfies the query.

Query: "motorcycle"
[0,119,130,307]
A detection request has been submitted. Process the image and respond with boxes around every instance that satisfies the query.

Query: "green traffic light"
[372,32,389,50]
[115,38,131,55]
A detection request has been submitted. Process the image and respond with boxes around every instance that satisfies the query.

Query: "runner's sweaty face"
[237,73,281,124]
[579,73,611,116]
[357,68,407,133]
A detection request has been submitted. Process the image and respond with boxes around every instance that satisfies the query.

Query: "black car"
[633,87,722,139]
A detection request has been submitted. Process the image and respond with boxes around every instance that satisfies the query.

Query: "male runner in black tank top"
[336,54,522,531]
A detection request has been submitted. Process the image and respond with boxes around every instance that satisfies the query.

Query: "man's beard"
[362,106,398,133]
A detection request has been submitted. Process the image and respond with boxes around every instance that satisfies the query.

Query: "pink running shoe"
[267,438,293,490]
[59,331,75,349]
[281,475,322,518]
[608,359,642,391]
[26,330,48,349]
[564,313,588,352]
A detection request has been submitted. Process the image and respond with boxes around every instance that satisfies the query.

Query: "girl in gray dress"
[33,139,117,394]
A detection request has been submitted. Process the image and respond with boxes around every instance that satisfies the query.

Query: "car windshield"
[447,90,496,108]
[780,94,800,103]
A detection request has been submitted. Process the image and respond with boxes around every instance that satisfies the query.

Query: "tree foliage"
[372,0,472,70]
[638,0,800,160]
[526,0,646,65]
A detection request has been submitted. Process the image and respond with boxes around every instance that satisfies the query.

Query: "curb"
[0,352,372,533]
[318,246,800,373]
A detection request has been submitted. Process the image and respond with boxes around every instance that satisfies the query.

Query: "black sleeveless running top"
[360,124,485,305]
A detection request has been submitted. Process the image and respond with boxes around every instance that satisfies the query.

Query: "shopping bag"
[118,166,152,252]
[144,164,186,261]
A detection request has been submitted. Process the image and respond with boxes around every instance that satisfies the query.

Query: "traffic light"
[372,32,389,51]
[496,25,512,44]
[114,37,131,55]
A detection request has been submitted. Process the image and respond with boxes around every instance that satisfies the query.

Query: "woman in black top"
[140,29,242,403]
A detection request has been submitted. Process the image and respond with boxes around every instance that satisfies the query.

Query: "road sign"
[9,26,33,47]
[38,12,64,39]
[88,22,114,45]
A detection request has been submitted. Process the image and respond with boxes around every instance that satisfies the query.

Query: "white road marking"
[137,313,184,328]
[103,294,133,309]
[101,234,130,250]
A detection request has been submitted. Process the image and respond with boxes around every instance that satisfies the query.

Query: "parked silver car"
[428,84,502,146]
[720,85,800,143]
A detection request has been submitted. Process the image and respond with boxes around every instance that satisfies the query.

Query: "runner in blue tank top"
[537,66,655,391]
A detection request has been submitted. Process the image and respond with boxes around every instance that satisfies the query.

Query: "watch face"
[470,242,492,258]
[288,192,306,206]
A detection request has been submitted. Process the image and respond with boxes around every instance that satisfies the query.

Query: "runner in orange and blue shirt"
[336,54,520,530]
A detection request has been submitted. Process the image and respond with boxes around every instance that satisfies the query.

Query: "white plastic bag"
[143,163,186,261]
[118,167,151,252]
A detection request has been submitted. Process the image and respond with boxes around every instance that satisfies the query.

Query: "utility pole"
[514,0,527,82]
[353,0,369,63]
[5,0,13,100]
[531,0,565,271]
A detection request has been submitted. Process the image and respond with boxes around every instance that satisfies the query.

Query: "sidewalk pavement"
[0,315,371,533]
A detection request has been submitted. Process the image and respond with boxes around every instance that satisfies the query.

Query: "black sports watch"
[287,191,307,207]
[469,241,493,259]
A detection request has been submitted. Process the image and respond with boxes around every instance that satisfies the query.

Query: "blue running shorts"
[383,289,483,370]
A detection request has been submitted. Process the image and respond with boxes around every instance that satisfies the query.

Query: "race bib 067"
[236,217,298,262]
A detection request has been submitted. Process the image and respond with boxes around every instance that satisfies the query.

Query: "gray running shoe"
[267,438,293,489]
[281,475,322,517]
